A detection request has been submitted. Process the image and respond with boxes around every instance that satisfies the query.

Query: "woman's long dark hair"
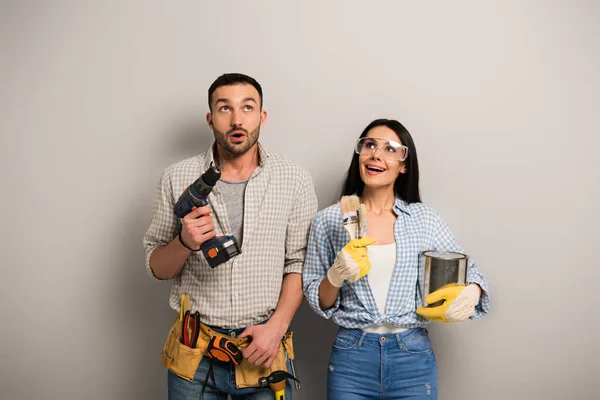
[341,119,421,203]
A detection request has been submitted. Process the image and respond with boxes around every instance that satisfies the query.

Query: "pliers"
[181,310,201,348]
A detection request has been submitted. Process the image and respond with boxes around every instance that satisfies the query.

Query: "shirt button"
[230,331,237,338]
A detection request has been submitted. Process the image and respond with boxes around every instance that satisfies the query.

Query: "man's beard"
[213,124,260,155]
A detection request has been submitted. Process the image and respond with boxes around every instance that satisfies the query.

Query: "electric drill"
[173,162,241,268]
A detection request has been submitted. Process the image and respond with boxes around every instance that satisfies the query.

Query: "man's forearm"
[148,237,191,280]
[269,273,303,332]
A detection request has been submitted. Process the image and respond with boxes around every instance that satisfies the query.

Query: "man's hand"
[327,237,376,287]
[416,284,481,323]
[238,321,286,368]
[179,204,216,250]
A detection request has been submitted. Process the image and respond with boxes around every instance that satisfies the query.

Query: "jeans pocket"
[402,329,433,354]
[332,332,360,350]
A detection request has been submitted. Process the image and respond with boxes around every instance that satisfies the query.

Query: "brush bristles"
[340,195,360,214]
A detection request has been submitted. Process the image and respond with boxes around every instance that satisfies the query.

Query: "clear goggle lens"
[354,137,408,162]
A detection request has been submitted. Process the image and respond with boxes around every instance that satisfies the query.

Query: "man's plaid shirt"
[144,143,318,328]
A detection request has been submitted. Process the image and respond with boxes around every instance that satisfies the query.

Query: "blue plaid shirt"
[302,198,490,329]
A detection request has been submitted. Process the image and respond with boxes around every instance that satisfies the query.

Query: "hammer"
[258,370,300,400]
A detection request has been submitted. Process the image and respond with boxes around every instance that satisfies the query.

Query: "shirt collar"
[203,141,270,171]
[393,197,411,216]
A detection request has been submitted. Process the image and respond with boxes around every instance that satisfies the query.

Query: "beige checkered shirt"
[143,143,318,328]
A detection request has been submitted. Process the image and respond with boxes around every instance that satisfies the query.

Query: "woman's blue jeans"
[327,327,438,399]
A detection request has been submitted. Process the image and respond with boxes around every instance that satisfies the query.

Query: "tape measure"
[206,336,242,365]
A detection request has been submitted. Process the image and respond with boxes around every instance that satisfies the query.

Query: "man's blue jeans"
[327,327,438,399]
[168,325,293,400]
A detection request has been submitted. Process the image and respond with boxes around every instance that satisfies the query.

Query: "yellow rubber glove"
[327,237,377,287]
[416,283,481,323]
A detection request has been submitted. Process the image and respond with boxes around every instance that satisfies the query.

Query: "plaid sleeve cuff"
[144,246,161,280]
[468,273,490,319]
[305,277,340,319]
[283,261,304,275]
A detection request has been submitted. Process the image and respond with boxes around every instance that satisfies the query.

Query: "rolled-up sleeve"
[432,211,491,319]
[302,214,341,319]
[284,170,318,275]
[142,168,179,280]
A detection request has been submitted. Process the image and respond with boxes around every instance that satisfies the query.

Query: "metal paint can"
[420,250,468,307]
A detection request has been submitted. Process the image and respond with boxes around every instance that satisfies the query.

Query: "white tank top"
[362,243,407,334]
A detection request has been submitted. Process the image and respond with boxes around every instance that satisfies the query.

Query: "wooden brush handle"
[344,224,357,240]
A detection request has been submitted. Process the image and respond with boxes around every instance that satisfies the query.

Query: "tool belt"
[161,315,295,389]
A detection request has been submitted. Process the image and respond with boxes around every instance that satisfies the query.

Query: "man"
[143,73,318,399]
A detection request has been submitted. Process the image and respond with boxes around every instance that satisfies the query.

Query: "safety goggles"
[354,137,409,162]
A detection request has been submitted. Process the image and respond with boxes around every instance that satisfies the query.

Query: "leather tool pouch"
[160,316,211,382]
[161,317,296,388]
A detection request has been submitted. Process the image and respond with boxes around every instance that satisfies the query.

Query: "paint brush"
[340,195,360,240]
[357,203,367,238]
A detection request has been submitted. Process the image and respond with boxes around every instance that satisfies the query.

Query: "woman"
[302,119,490,399]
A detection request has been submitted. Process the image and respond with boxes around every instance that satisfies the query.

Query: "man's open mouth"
[229,131,246,141]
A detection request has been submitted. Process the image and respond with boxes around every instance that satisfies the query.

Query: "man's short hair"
[208,73,263,111]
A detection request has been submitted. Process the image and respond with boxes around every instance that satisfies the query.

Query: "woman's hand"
[416,283,481,322]
[327,237,377,287]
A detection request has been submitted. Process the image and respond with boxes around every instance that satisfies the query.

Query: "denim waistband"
[206,319,268,338]
[338,326,426,345]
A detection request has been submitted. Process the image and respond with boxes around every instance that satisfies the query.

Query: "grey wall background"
[1,1,599,399]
